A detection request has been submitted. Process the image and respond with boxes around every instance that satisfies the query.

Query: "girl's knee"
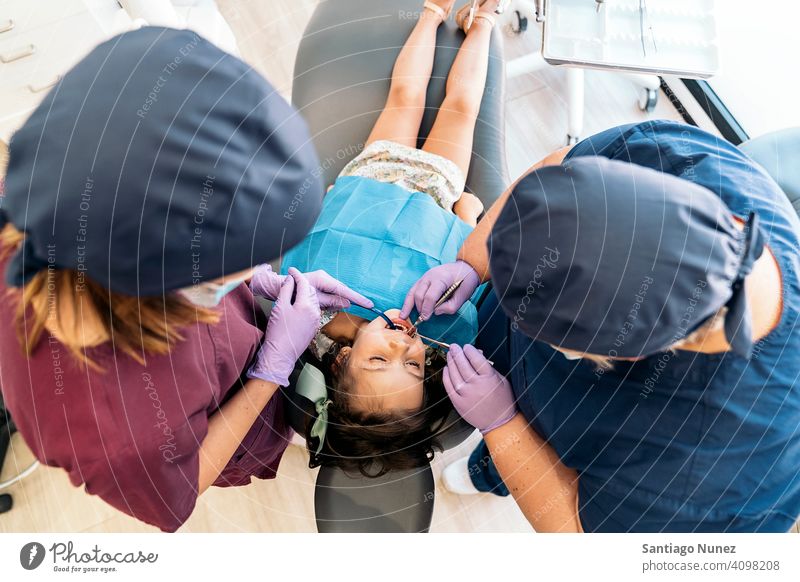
[442,93,482,119]
[387,82,426,110]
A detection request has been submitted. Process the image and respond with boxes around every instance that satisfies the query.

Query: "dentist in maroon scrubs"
[0,28,369,531]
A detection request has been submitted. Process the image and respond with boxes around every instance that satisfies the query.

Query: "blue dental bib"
[281,176,481,344]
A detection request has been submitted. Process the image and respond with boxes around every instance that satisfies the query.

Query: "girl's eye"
[407,361,421,368]
[370,356,387,363]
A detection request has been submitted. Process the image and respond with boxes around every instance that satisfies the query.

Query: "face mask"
[179,276,248,307]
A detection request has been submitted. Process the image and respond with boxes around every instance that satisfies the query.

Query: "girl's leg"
[422,0,497,178]
[365,1,456,148]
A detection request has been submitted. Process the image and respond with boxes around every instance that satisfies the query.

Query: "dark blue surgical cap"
[489,156,765,358]
[1,27,323,295]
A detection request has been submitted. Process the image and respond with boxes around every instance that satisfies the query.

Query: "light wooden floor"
[8,0,791,535]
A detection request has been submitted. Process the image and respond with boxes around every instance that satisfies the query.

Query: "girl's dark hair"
[305,344,454,478]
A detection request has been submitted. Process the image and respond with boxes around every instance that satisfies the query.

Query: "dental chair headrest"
[283,355,475,470]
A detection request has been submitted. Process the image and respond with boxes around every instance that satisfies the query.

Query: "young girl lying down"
[281,0,507,476]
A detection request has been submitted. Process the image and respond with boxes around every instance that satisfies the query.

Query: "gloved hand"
[248,264,285,301]
[249,265,373,311]
[443,344,517,435]
[247,268,320,386]
[399,260,480,322]
[303,270,374,310]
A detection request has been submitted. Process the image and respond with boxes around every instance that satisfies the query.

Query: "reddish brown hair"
[1,224,218,369]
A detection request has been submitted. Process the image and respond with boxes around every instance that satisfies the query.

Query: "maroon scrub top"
[0,255,291,532]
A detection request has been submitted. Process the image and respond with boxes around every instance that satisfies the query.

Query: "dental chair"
[739,128,800,215]
[283,357,476,533]
[287,0,509,532]
[292,0,509,206]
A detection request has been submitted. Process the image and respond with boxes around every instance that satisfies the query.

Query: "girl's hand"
[454,192,484,227]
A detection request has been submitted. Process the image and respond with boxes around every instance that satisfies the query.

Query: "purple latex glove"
[248,264,286,301]
[303,270,374,310]
[443,344,517,434]
[249,265,373,310]
[247,268,320,386]
[399,260,480,322]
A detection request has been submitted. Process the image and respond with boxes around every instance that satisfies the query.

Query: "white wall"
[709,0,800,138]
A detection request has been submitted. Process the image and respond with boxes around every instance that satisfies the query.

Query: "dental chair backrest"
[290,0,508,532]
[292,0,508,208]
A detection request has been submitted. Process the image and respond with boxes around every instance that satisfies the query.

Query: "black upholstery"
[315,465,435,533]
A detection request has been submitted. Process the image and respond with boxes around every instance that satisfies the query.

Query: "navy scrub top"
[480,121,800,532]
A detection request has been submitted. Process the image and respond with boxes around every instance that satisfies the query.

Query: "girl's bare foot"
[423,0,457,23]
[456,0,503,33]
[471,0,501,28]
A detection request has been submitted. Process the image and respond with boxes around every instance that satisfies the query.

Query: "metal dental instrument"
[415,332,494,365]
[412,277,466,328]
[415,333,452,350]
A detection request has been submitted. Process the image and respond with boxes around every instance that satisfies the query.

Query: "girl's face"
[339,309,427,413]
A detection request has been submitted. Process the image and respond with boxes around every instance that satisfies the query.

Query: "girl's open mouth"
[390,318,411,331]
[388,317,417,337]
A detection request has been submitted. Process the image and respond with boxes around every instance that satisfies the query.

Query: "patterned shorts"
[339,140,466,211]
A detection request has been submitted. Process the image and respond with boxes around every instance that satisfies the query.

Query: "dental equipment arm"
[457,146,573,282]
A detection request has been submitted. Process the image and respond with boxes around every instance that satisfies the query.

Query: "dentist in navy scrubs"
[403,121,800,532]
[0,27,369,531]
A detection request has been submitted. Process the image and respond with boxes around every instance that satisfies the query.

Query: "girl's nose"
[389,336,415,353]
[395,338,424,358]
